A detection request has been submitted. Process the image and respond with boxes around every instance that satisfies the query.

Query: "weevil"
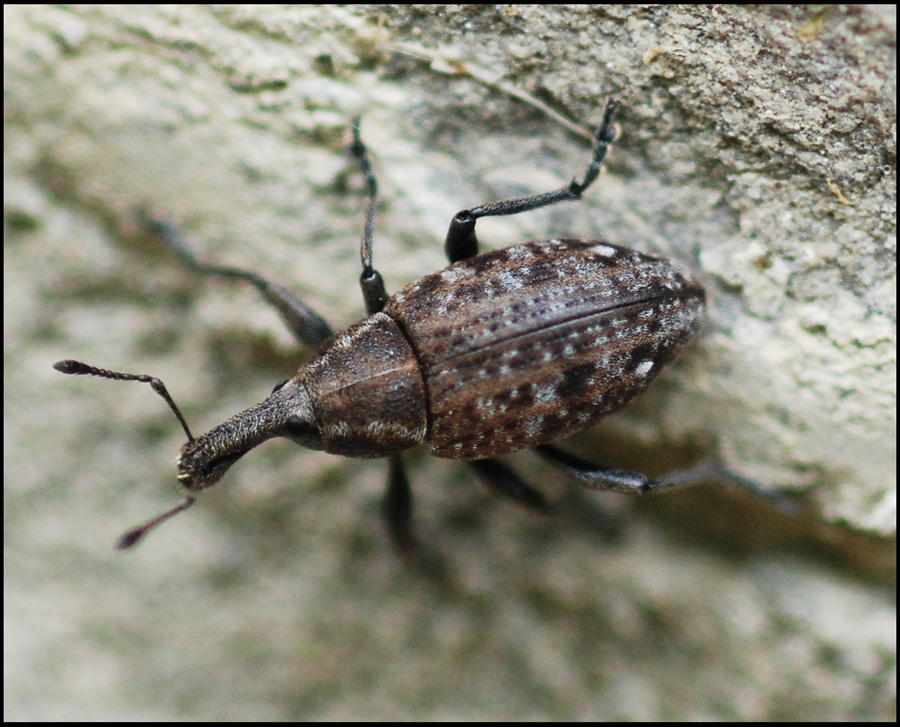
[55,99,783,555]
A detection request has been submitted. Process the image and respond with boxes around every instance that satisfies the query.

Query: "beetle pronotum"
[56,99,786,556]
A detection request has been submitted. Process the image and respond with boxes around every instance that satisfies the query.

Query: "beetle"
[55,99,780,556]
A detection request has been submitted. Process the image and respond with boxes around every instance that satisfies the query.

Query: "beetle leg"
[468,458,552,514]
[382,455,453,576]
[536,444,800,512]
[468,458,633,541]
[443,98,619,263]
[381,453,418,556]
[137,211,334,349]
[348,119,391,317]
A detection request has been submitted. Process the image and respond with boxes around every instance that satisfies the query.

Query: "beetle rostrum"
[55,99,784,555]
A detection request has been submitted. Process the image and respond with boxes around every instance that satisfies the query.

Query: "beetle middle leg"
[347,122,432,558]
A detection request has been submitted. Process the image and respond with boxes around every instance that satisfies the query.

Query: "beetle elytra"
[55,99,785,556]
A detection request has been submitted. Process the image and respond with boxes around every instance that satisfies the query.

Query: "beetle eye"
[282,416,325,451]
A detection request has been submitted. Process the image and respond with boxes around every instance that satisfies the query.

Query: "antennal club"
[53,359,199,548]
[116,497,196,550]
[53,360,195,441]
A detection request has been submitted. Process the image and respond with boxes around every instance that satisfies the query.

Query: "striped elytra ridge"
[384,238,705,459]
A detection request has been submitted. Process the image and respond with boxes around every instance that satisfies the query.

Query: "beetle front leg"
[382,455,449,576]
[381,453,417,556]
[138,211,334,349]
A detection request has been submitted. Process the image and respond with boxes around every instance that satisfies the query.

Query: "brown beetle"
[55,100,780,555]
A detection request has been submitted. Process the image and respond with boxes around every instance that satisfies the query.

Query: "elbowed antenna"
[53,359,198,549]
[53,360,195,441]
[115,497,196,550]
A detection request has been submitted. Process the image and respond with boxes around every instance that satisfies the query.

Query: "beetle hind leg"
[536,444,800,513]
[466,458,623,541]
[467,458,553,514]
[442,98,619,264]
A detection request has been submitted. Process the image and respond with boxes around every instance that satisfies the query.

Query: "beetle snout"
[176,447,243,492]
[176,379,319,492]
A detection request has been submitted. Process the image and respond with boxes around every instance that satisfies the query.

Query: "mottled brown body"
[262,237,704,462]
[60,100,763,557]
[299,313,426,457]
[387,238,705,459]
